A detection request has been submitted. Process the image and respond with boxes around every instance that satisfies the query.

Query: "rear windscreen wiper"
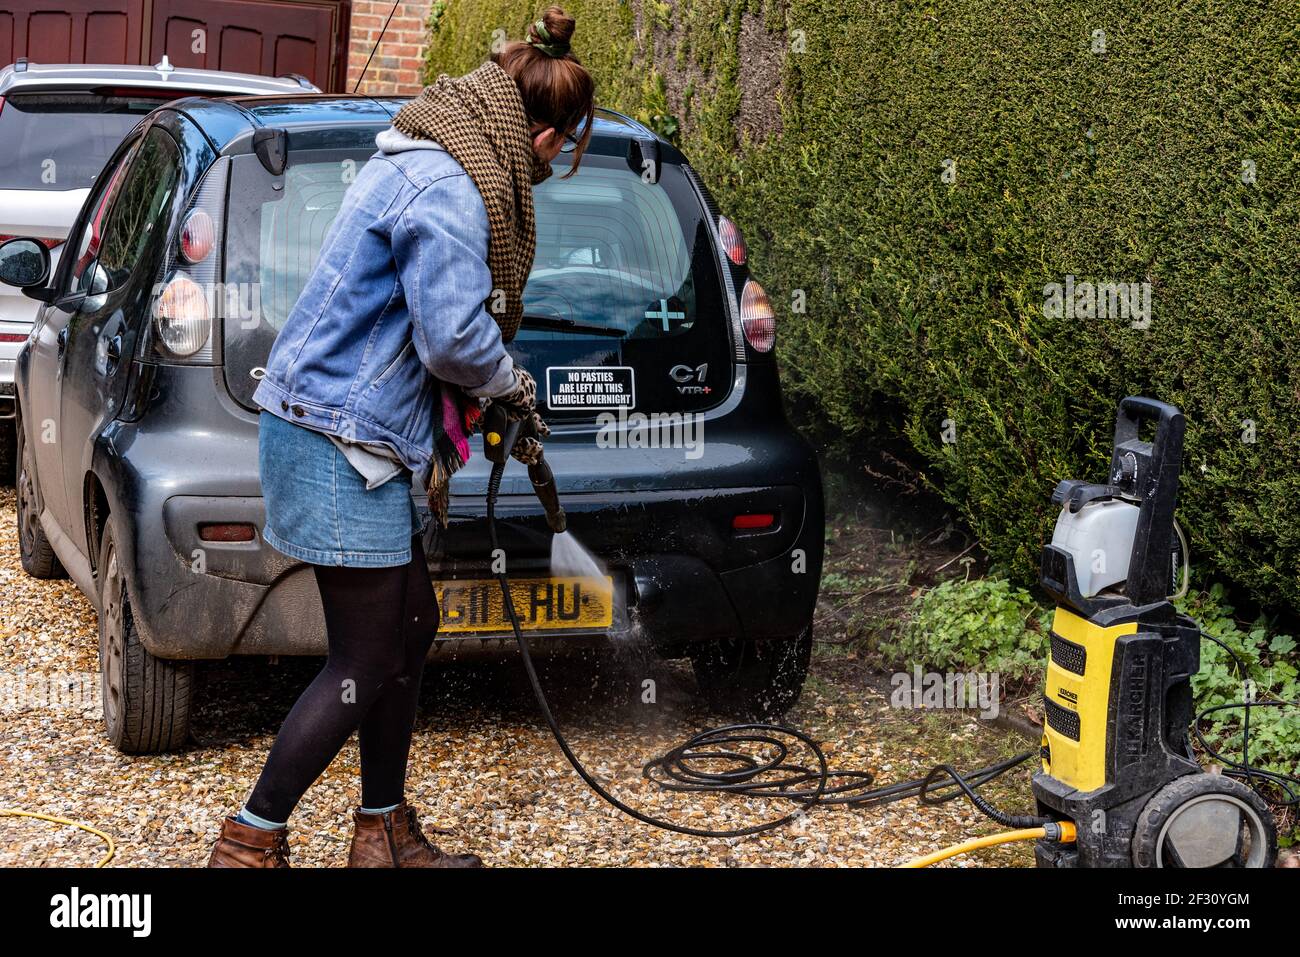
[520,315,626,338]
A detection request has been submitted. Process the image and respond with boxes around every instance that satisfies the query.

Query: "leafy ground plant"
[883,577,1051,691]
[1180,584,1299,842]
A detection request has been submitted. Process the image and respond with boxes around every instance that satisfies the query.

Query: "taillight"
[733,513,775,531]
[739,279,775,352]
[149,158,227,363]
[718,215,747,265]
[154,275,210,356]
[179,209,215,264]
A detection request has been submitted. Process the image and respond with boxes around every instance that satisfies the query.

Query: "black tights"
[245,535,439,822]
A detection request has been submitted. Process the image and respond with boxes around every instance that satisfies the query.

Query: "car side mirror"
[79,263,110,313]
[0,237,50,290]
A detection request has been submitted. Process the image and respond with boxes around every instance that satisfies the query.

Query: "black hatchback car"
[0,94,824,753]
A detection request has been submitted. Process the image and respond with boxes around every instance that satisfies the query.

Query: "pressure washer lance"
[478,399,1054,848]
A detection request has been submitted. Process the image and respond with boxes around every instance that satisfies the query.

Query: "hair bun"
[529,6,574,57]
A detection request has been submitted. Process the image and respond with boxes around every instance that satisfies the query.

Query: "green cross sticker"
[645,298,685,332]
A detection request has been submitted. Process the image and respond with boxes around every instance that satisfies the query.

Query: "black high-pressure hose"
[485,462,1040,838]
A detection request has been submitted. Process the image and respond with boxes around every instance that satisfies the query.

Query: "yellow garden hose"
[0,809,116,867]
[900,821,1076,868]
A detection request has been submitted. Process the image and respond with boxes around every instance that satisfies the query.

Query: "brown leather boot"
[207,815,292,868]
[346,802,483,868]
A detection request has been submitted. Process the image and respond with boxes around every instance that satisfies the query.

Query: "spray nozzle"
[528,457,566,533]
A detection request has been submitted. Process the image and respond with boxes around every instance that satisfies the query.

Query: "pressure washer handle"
[482,400,523,466]
[1111,395,1186,606]
[1113,396,1183,458]
[481,399,566,532]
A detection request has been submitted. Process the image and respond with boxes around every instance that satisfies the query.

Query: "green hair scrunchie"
[528,19,569,57]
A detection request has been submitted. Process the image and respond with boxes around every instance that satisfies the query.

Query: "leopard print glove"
[495,366,538,422]
[511,412,550,465]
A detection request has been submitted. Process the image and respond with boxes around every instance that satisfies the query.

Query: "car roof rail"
[279,72,316,90]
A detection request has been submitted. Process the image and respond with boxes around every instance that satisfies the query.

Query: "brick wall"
[346,0,435,95]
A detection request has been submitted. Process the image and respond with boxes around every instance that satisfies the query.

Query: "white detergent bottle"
[1050,497,1140,598]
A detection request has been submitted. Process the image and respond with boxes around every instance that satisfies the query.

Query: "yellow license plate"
[434,576,614,634]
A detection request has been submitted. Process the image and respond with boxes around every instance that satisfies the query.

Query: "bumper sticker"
[546,366,635,411]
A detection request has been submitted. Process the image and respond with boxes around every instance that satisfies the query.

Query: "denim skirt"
[259,410,425,567]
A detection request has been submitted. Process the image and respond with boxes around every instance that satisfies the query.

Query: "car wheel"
[98,519,194,753]
[689,624,813,720]
[0,420,16,488]
[16,415,66,579]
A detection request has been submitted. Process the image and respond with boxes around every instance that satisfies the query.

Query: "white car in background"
[0,57,318,475]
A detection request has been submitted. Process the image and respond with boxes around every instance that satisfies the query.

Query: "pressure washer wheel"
[689,625,812,720]
[1132,773,1277,868]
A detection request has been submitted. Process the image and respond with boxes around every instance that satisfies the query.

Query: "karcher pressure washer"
[1033,396,1276,867]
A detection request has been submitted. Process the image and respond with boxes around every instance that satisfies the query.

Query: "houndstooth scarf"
[391,60,551,525]
[391,59,552,343]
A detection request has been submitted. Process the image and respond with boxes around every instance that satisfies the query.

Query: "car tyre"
[690,624,813,720]
[16,414,66,579]
[98,519,194,753]
[0,420,16,488]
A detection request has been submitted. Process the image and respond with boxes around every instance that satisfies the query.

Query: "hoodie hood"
[375,125,447,154]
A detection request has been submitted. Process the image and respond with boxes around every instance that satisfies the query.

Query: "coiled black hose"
[487,461,1038,837]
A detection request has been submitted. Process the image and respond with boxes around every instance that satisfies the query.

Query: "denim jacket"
[252,127,517,488]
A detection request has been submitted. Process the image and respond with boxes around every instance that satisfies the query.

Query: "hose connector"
[1042,820,1077,843]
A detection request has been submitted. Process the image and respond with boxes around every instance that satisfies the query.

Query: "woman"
[207,8,595,868]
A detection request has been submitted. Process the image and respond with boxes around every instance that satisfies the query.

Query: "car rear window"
[0,92,175,191]
[223,145,732,418]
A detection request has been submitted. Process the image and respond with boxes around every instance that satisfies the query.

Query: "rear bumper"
[0,309,29,422]
[0,376,14,422]
[0,335,23,419]
[96,364,824,660]
[132,481,822,660]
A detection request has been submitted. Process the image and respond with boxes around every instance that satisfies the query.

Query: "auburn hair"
[494,6,596,178]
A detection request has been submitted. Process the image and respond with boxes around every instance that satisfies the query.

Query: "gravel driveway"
[0,487,1035,867]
